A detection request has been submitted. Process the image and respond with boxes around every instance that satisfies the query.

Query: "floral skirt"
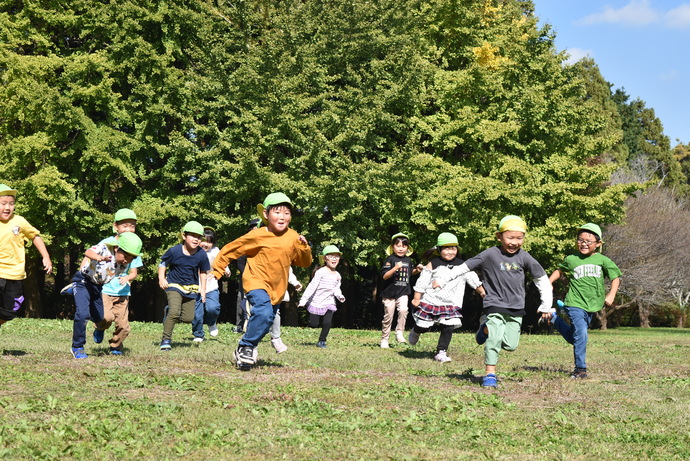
[412,302,462,329]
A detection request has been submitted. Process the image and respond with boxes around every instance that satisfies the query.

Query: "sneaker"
[193,337,204,343]
[571,368,588,379]
[380,339,390,349]
[395,331,407,343]
[110,348,123,355]
[408,330,420,346]
[235,346,256,370]
[209,324,219,337]
[434,350,452,363]
[232,325,244,334]
[60,282,76,296]
[316,341,327,348]
[482,373,498,388]
[93,328,104,344]
[160,339,172,351]
[71,347,88,359]
[475,323,488,345]
[271,337,288,354]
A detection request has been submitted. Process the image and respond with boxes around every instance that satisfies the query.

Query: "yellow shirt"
[213,227,313,305]
[0,214,40,280]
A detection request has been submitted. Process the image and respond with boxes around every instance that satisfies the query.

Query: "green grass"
[1,319,689,460]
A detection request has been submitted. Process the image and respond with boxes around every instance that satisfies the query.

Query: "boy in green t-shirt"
[546,223,621,379]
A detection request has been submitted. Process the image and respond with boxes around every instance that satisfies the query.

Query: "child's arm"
[605,277,621,307]
[298,270,322,307]
[382,261,403,280]
[120,267,138,285]
[410,290,422,307]
[32,235,52,274]
[465,271,485,298]
[534,275,554,313]
[199,270,208,302]
[412,263,424,275]
[411,262,433,306]
[549,269,562,285]
[288,268,303,292]
[334,277,345,303]
[84,245,110,262]
[293,235,313,268]
[158,264,168,290]
[431,263,470,289]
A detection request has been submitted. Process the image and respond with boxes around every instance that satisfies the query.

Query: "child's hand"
[431,280,441,289]
[159,279,168,290]
[42,257,53,274]
[294,282,303,292]
[298,235,308,245]
[118,276,130,286]
[394,261,403,271]
[411,298,420,307]
[338,296,346,302]
[604,293,615,307]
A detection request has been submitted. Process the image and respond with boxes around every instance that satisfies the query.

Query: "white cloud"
[564,48,592,65]
[577,0,661,26]
[665,4,690,29]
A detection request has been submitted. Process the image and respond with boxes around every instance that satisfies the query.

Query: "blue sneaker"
[316,341,327,348]
[110,348,123,355]
[60,282,75,296]
[556,300,565,309]
[482,373,497,388]
[475,324,488,345]
[93,328,104,344]
[71,347,88,359]
[160,339,172,351]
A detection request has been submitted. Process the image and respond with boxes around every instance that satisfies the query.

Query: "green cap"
[0,184,17,197]
[436,232,459,247]
[182,221,204,235]
[322,245,342,256]
[117,232,143,256]
[114,208,137,222]
[577,223,603,240]
[386,233,413,256]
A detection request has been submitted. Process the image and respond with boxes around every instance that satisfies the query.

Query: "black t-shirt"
[380,254,414,299]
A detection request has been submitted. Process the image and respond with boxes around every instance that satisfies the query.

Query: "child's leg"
[394,295,409,334]
[270,309,281,339]
[98,293,116,331]
[436,324,456,352]
[309,313,321,328]
[179,295,196,323]
[162,291,184,341]
[240,289,277,348]
[192,294,205,338]
[500,314,523,352]
[381,298,396,340]
[553,310,575,344]
[319,310,334,342]
[204,289,221,327]
[565,306,594,370]
[109,296,130,350]
[0,279,24,325]
[72,277,98,349]
[484,313,508,372]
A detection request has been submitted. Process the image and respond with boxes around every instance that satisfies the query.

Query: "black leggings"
[309,310,334,342]
[413,324,455,352]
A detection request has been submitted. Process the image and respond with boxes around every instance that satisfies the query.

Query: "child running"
[192,227,223,342]
[409,233,485,362]
[546,223,621,379]
[298,245,345,348]
[432,216,553,387]
[379,233,422,348]
[159,221,210,350]
[70,232,143,358]
[0,184,52,328]
[212,193,312,370]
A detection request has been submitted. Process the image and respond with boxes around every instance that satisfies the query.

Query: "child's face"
[439,246,458,261]
[115,249,136,265]
[577,231,600,256]
[183,232,203,250]
[114,219,136,234]
[324,253,341,269]
[392,241,409,257]
[200,241,212,251]
[0,195,16,222]
[264,205,292,234]
[496,230,525,254]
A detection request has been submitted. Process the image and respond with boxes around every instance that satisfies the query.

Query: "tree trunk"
[639,303,651,328]
[678,312,687,328]
[22,257,43,318]
[596,311,608,330]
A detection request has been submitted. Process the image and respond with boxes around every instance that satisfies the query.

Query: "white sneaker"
[395,331,407,343]
[434,350,452,363]
[193,337,204,343]
[209,324,219,337]
[408,330,420,346]
[380,339,390,349]
[271,337,288,354]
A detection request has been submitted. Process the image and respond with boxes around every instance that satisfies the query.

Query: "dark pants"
[71,272,105,348]
[413,324,456,352]
[0,278,24,322]
[309,310,334,343]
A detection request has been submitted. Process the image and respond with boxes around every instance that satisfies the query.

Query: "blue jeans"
[239,289,279,348]
[554,305,594,370]
[71,272,105,348]
[192,289,221,338]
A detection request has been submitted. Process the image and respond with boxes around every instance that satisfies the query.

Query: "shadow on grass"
[518,365,570,374]
[2,349,26,356]
[448,368,484,384]
[397,349,433,360]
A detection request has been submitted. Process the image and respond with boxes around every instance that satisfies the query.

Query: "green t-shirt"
[560,252,622,312]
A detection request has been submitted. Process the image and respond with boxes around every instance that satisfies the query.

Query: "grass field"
[1,319,689,460]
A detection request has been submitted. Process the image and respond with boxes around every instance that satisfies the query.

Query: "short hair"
[203,228,216,245]
[392,236,410,247]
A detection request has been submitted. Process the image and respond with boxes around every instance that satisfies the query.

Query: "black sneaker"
[234,346,256,370]
[571,368,587,379]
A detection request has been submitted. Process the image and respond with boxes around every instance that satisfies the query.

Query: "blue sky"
[533,1,689,145]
